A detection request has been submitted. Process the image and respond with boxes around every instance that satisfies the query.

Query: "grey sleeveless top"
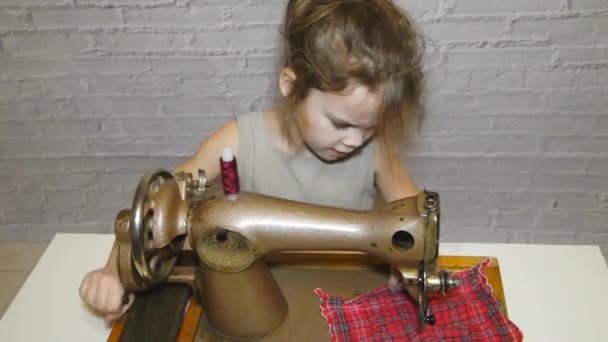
[237,111,376,210]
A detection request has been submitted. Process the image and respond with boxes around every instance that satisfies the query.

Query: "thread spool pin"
[220,147,240,200]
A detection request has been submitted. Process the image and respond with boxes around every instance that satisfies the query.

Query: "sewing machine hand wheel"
[130,169,176,284]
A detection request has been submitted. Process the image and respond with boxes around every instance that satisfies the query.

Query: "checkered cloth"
[314,259,523,341]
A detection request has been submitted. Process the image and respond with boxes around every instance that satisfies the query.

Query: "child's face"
[300,84,380,162]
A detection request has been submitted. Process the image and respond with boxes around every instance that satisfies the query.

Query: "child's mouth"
[330,148,349,157]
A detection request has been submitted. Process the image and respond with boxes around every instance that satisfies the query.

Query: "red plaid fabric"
[314,259,523,342]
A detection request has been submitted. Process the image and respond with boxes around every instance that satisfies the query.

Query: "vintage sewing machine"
[107,168,507,341]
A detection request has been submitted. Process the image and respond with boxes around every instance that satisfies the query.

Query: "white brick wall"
[0,0,606,258]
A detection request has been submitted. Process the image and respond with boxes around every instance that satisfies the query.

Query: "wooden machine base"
[109,255,506,342]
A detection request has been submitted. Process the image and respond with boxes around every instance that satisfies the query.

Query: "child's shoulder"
[180,112,267,181]
[236,111,264,121]
[209,111,262,146]
[206,111,267,155]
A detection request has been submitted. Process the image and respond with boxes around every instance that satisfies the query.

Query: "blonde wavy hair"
[277,0,425,161]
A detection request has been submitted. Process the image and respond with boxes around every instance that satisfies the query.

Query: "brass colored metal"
[115,209,147,292]
[198,260,288,339]
[195,265,388,341]
[128,169,189,286]
[175,169,208,204]
[167,267,197,287]
[196,228,256,273]
[189,192,426,269]
[174,171,193,201]
[114,168,461,339]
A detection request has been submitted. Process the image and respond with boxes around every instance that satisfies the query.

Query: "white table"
[0,233,607,342]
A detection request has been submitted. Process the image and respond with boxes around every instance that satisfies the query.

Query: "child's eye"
[332,121,349,130]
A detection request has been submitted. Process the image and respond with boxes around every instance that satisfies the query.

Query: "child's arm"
[373,144,418,203]
[176,119,239,182]
[80,119,239,321]
[79,241,134,322]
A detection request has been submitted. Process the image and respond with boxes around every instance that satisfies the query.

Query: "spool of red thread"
[220,147,240,199]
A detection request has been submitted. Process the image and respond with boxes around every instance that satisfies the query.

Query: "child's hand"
[79,268,134,322]
[387,265,403,290]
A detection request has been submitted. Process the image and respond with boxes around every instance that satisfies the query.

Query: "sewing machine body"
[110,169,479,341]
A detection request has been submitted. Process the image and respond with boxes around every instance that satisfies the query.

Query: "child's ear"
[279,67,297,97]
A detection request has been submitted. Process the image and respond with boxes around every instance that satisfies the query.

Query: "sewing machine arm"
[113,169,460,338]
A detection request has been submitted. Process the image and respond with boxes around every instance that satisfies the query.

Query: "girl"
[80,0,425,322]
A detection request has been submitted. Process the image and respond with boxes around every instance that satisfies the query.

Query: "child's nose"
[343,129,365,148]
